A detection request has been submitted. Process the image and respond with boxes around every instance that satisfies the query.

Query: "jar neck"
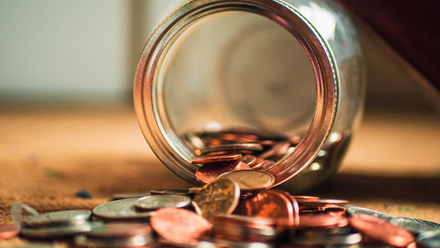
[134,0,339,187]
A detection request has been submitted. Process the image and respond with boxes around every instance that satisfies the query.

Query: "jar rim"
[134,0,339,187]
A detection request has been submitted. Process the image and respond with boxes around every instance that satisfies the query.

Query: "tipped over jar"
[134,0,364,193]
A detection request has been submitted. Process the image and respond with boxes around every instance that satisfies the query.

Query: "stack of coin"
[185,129,299,184]
[20,210,93,239]
[75,223,153,248]
[8,178,440,247]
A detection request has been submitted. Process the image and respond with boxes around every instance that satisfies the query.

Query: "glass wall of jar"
[134,0,364,193]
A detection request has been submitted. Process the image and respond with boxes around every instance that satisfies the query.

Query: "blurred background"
[1,0,439,109]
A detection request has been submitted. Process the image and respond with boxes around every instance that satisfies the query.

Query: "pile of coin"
[2,177,440,248]
[184,128,301,184]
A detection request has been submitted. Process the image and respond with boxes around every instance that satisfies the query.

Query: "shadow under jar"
[134,0,364,193]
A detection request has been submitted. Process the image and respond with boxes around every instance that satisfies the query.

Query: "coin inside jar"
[218,170,275,191]
[196,160,251,184]
[190,153,242,164]
[195,143,263,156]
[134,195,191,210]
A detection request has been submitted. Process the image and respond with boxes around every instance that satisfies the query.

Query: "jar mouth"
[134,0,339,187]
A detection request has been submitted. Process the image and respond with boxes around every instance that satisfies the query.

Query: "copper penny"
[196,160,251,184]
[239,154,257,166]
[250,157,265,170]
[298,199,349,212]
[291,195,320,202]
[234,190,295,230]
[190,153,242,164]
[150,208,212,246]
[196,143,263,156]
[349,214,415,247]
[258,141,291,159]
[0,224,19,240]
[192,179,240,222]
[219,170,275,192]
[298,212,348,229]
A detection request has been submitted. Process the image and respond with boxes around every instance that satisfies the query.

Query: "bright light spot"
[310,162,321,171]
[204,122,221,132]
[298,3,337,41]
[318,150,326,157]
[328,132,341,143]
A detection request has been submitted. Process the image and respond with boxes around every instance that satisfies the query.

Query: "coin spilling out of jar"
[12,180,433,247]
[184,128,333,186]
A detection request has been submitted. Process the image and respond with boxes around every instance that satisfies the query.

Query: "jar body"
[134,0,364,193]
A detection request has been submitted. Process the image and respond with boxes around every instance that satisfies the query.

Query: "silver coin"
[23,210,92,227]
[134,195,191,210]
[346,206,395,222]
[417,230,440,248]
[218,170,275,191]
[112,192,151,200]
[21,223,93,238]
[214,238,276,248]
[92,198,156,220]
[150,189,193,196]
[391,217,440,235]
[75,234,153,248]
[292,232,362,246]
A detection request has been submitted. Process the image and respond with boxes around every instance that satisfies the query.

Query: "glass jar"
[134,0,364,193]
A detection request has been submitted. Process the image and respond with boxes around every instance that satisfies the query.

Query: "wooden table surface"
[1,100,440,226]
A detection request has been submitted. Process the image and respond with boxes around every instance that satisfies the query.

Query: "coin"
[196,143,263,156]
[298,212,348,229]
[292,232,362,246]
[192,179,240,222]
[291,195,320,202]
[417,230,440,248]
[112,192,151,200]
[346,206,394,222]
[189,187,203,194]
[349,214,415,247]
[298,199,349,212]
[239,154,257,166]
[0,224,19,240]
[254,159,275,171]
[218,170,275,191]
[190,153,242,164]
[234,190,296,230]
[23,210,92,227]
[196,160,251,184]
[85,222,152,238]
[150,189,193,196]
[150,208,212,246]
[213,214,278,243]
[134,195,191,210]
[390,217,439,235]
[92,198,156,220]
[21,223,92,238]
[258,141,291,159]
[75,234,153,248]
